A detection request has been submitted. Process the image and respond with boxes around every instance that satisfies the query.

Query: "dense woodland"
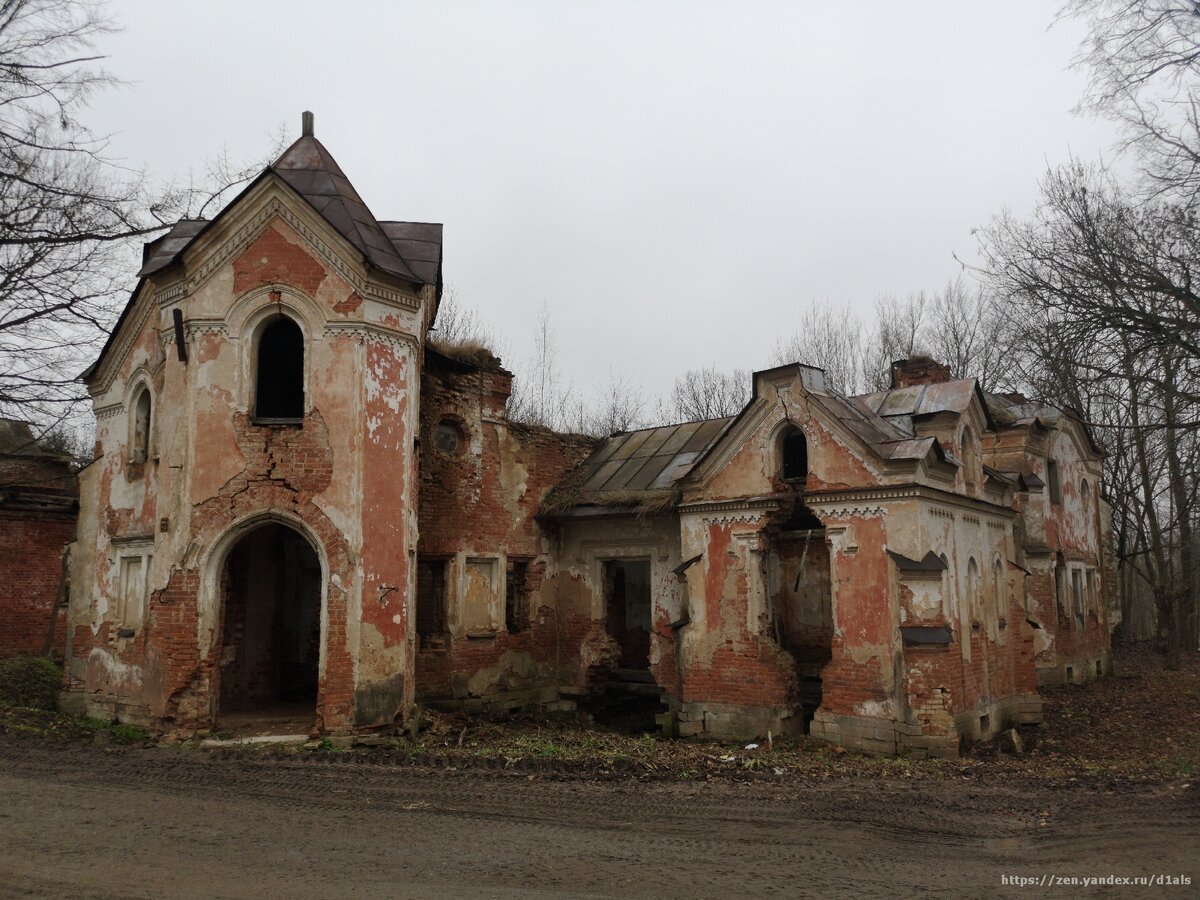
[2,0,1196,656]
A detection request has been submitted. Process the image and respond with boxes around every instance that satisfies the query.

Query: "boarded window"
[117,550,151,632]
[506,560,529,633]
[1047,459,1061,505]
[462,558,499,632]
[415,559,446,645]
[782,429,808,481]
[256,316,305,420]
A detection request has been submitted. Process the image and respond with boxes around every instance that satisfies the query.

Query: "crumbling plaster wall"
[415,357,596,712]
[983,420,1111,686]
[65,188,429,733]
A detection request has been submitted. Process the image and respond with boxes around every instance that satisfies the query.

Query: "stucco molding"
[93,402,124,421]
[679,496,782,524]
[324,320,420,351]
[809,483,1015,520]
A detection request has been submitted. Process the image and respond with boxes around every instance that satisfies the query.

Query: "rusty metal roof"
[379,221,442,288]
[138,219,209,277]
[854,379,996,433]
[272,135,422,283]
[130,135,442,287]
[571,418,734,496]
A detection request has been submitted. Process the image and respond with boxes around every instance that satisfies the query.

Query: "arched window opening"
[782,428,808,482]
[255,316,305,420]
[962,427,978,494]
[939,553,952,620]
[993,558,1005,623]
[131,387,151,464]
[967,557,980,626]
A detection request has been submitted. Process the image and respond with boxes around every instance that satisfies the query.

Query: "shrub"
[0,656,61,711]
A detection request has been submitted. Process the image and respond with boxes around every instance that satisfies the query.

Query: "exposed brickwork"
[414,353,595,709]
[232,225,327,296]
[890,356,952,388]
[0,510,74,657]
[0,451,77,658]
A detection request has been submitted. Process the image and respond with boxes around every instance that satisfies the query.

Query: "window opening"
[435,420,461,454]
[1047,459,1061,504]
[506,560,529,633]
[782,428,808,482]
[255,316,304,420]
[131,388,151,464]
[1071,569,1085,632]
[416,559,447,647]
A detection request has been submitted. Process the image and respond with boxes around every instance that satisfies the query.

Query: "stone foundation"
[810,692,1044,760]
[1037,651,1112,688]
[659,701,803,741]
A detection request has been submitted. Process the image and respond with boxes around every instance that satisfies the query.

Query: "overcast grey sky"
[90,0,1120,402]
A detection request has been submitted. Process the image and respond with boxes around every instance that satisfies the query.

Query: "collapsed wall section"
[414,351,596,713]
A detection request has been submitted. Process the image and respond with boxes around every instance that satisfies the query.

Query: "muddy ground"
[0,737,1196,899]
[0,648,1197,897]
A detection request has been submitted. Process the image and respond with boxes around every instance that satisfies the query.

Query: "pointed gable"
[270,133,422,284]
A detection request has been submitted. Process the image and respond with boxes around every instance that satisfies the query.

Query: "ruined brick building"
[61,117,1115,756]
[0,419,78,659]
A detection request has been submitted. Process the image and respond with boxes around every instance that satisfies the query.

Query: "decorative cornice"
[94,402,124,421]
[679,496,781,524]
[324,320,420,350]
[807,482,1015,520]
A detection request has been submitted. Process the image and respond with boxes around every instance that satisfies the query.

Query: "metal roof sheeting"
[571,418,733,496]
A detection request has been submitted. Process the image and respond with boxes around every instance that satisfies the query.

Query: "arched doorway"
[217,522,322,728]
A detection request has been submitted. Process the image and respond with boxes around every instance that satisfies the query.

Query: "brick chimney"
[890,356,952,389]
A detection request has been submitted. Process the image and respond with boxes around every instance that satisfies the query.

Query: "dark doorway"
[218,523,322,724]
[604,559,652,669]
[255,316,304,420]
[773,529,832,733]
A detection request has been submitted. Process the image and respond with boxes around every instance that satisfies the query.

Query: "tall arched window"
[993,558,1005,623]
[130,386,151,464]
[967,557,980,624]
[255,316,305,420]
[781,427,808,482]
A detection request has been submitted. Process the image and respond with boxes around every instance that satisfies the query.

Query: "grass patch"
[0,656,61,711]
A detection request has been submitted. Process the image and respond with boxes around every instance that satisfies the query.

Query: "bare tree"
[1064,0,1200,203]
[666,365,750,421]
[507,303,579,431]
[771,304,869,394]
[978,159,1200,660]
[925,278,1010,391]
[0,0,282,435]
[586,370,647,436]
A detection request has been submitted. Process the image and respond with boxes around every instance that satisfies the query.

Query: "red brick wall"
[0,510,74,657]
[415,355,596,703]
[1,453,77,658]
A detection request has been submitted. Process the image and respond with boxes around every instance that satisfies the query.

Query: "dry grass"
[427,337,506,372]
[538,484,680,518]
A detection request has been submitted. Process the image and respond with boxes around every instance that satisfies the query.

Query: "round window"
[435,421,461,454]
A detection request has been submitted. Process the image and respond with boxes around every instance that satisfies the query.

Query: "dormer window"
[130,386,151,464]
[255,315,305,422]
[781,427,808,482]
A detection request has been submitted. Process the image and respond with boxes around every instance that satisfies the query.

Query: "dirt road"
[0,738,1195,899]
